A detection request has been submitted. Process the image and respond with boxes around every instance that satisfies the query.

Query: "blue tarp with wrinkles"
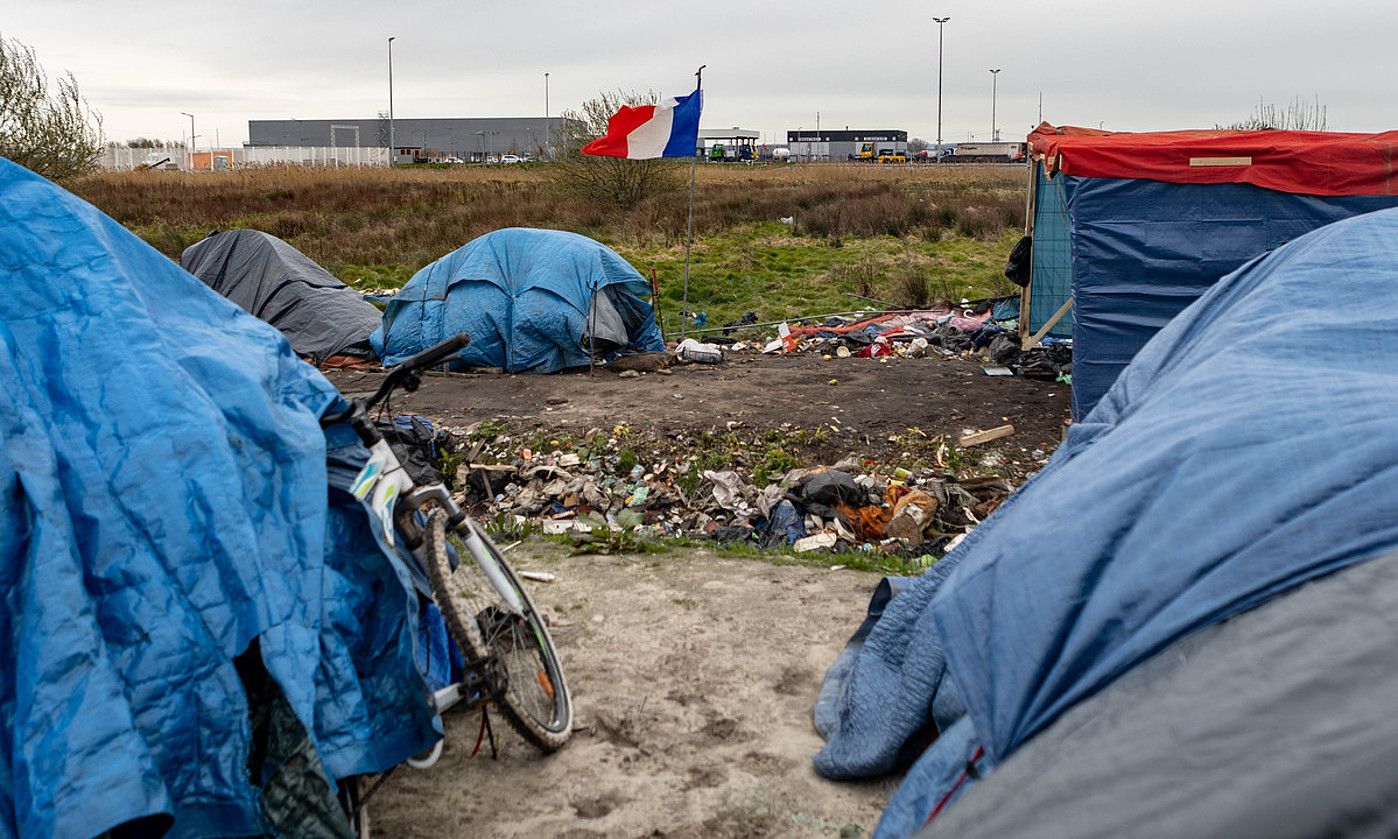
[815,207,1398,838]
[371,227,665,373]
[0,158,438,839]
[1057,177,1398,419]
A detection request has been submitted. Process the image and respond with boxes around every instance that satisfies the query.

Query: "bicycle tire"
[423,508,573,751]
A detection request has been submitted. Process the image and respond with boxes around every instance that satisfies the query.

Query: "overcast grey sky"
[7,0,1396,147]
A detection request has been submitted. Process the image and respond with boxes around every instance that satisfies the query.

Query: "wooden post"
[1021,297,1072,350]
[679,64,705,340]
[651,266,665,342]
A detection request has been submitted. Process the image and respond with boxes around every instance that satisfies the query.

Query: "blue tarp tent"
[0,158,438,838]
[815,207,1398,838]
[371,228,665,373]
[1022,124,1398,418]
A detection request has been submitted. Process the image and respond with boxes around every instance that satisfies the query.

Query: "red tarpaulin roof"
[1027,122,1398,196]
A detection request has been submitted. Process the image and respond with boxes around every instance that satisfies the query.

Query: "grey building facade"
[247,117,560,160]
[785,129,908,161]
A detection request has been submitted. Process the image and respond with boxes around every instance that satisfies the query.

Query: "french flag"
[581,90,703,159]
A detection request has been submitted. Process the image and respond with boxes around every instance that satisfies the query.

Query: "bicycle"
[322,334,573,833]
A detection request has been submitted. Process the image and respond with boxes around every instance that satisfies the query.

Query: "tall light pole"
[544,71,550,159]
[933,17,949,161]
[989,69,1001,142]
[181,112,195,168]
[387,36,396,165]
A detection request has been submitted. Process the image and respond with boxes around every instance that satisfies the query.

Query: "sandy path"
[371,543,897,838]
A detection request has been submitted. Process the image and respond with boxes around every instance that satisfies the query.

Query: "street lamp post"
[388,36,396,165]
[933,17,949,162]
[544,71,550,159]
[990,69,1002,142]
[181,112,195,168]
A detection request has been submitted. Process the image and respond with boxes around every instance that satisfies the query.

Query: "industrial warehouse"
[247,117,560,162]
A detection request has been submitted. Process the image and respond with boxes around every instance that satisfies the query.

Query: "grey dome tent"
[181,229,382,362]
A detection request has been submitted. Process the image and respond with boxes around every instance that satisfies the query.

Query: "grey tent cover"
[918,548,1398,839]
[181,230,382,362]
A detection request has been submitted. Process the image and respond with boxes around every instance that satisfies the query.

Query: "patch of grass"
[470,420,508,442]
[714,541,932,577]
[752,445,800,486]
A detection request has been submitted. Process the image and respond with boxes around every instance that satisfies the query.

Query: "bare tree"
[0,35,103,180]
[908,137,930,153]
[553,89,682,208]
[1223,96,1328,131]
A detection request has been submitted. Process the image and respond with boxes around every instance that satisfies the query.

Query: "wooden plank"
[1022,296,1073,350]
[959,424,1015,447]
[1189,156,1252,167]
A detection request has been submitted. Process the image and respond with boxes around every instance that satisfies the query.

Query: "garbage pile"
[691,299,1071,381]
[441,423,1025,558]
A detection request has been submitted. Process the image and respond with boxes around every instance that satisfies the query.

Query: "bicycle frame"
[324,334,528,717]
[350,437,525,617]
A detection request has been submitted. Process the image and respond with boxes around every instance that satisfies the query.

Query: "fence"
[242,146,389,168]
[98,145,390,171]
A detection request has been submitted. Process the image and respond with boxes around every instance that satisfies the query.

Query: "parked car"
[499,154,524,164]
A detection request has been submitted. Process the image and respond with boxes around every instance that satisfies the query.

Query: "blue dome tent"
[371,228,666,373]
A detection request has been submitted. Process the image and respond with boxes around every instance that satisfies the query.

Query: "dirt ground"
[371,544,897,838]
[326,353,1070,460]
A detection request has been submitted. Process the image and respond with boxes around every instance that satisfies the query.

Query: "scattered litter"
[431,405,1027,559]
[794,532,838,552]
[519,571,557,583]
[982,365,1014,377]
[676,337,724,364]
[959,424,1016,447]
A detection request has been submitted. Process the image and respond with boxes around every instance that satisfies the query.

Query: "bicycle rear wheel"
[422,508,573,751]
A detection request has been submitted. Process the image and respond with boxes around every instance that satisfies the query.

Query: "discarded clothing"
[760,500,807,548]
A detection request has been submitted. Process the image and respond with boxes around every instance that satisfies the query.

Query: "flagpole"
[680,64,705,341]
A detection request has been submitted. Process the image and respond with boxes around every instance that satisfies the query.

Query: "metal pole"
[544,72,549,159]
[990,69,1001,142]
[388,36,396,165]
[680,64,705,341]
[181,112,195,168]
[679,64,704,341]
[933,17,949,161]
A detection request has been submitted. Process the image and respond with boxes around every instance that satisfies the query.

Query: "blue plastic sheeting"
[1057,176,1398,419]
[371,228,665,373]
[815,207,1398,838]
[0,158,438,839]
